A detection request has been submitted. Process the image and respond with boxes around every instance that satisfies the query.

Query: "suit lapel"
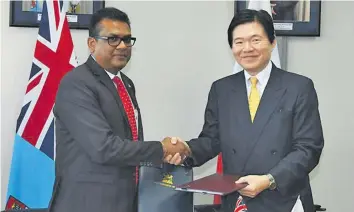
[241,66,287,171]
[85,57,130,127]
[121,74,144,140]
[252,66,286,135]
[121,74,139,109]
[228,71,252,130]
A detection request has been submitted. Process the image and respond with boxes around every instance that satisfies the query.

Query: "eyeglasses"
[94,36,136,47]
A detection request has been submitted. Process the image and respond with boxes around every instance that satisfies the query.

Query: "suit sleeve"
[184,82,221,167]
[269,79,324,195]
[54,74,164,166]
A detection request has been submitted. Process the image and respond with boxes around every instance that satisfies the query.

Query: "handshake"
[161,137,191,165]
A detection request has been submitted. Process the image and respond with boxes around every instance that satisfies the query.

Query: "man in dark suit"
[50,7,190,212]
[166,9,324,212]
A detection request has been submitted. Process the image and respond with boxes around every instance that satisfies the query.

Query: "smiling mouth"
[113,55,127,59]
[242,56,259,61]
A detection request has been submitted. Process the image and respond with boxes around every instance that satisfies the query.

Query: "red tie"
[112,76,139,184]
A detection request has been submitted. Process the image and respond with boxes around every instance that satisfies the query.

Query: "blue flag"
[5,0,77,209]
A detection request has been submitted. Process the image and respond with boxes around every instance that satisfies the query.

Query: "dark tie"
[112,76,139,184]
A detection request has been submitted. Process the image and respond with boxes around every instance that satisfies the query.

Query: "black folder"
[138,164,193,212]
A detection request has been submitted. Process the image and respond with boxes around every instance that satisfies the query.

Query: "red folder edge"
[174,173,248,196]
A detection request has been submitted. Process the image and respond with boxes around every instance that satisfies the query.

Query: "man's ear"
[87,37,96,53]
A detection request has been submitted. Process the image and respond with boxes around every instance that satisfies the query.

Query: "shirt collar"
[244,60,272,86]
[105,68,122,80]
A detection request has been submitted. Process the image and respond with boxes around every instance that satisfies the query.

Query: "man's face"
[88,19,132,72]
[231,21,275,74]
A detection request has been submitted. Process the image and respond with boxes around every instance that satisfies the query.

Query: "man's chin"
[111,62,128,70]
[241,64,258,71]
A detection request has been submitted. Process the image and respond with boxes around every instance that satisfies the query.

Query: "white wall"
[1,1,353,211]
[0,0,3,208]
[287,1,354,211]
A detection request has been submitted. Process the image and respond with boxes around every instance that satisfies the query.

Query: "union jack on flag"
[234,196,248,212]
[6,0,77,209]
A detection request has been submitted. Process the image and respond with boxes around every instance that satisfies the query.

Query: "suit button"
[232,149,237,154]
[271,150,277,155]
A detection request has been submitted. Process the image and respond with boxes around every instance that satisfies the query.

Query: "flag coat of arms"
[6,0,77,209]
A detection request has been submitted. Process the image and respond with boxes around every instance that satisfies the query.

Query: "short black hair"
[227,9,275,48]
[89,7,131,37]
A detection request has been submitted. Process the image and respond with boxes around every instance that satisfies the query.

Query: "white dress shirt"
[243,61,304,212]
[244,60,272,98]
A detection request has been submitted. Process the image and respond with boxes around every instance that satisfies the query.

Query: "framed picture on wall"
[234,0,321,36]
[9,0,105,29]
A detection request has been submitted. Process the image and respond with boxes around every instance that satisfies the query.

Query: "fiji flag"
[5,0,77,209]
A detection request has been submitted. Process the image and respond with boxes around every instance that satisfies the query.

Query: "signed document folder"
[175,173,247,196]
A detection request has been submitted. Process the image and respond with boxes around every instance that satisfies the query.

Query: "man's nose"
[243,42,254,52]
[116,41,128,49]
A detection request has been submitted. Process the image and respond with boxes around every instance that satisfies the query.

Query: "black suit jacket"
[185,64,324,212]
[50,57,164,212]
